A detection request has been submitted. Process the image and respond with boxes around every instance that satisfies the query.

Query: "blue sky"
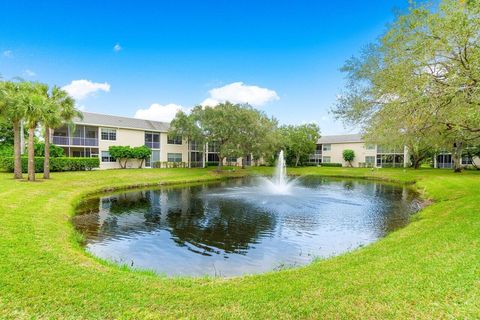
[0,0,411,134]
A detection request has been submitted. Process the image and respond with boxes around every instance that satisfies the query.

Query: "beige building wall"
[159,134,189,163]
[98,127,146,169]
[322,142,376,167]
[98,127,189,169]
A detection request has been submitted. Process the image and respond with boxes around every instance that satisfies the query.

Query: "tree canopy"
[332,0,480,171]
[170,102,280,169]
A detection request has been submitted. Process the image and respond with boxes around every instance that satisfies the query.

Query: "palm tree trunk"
[13,120,23,179]
[43,127,51,179]
[28,126,36,181]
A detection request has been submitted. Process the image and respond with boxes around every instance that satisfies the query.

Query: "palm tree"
[42,86,79,179]
[2,82,28,179]
[24,83,48,182]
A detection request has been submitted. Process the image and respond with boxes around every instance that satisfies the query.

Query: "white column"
[403,145,408,168]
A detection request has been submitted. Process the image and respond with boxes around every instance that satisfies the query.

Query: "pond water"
[73,176,421,277]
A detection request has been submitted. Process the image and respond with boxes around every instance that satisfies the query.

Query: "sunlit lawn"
[0,167,479,319]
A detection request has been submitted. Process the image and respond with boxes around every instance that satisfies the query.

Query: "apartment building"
[309,134,480,168]
[308,134,408,168]
[52,112,250,169]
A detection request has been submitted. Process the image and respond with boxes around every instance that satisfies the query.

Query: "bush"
[0,157,100,173]
[34,143,65,157]
[206,161,219,167]
[0,145,13,157]
[320,163,343,167]
[342,149,355,167]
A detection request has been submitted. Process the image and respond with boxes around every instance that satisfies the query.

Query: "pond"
[73,176,421,277]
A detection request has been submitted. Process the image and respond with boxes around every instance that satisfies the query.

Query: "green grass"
[0,167,479,319]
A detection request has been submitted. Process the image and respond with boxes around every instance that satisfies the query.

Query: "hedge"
[0,157,100,173]
[320,163,343,167]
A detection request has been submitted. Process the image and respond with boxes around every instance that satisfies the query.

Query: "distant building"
[52,112,252,169]
[308,134,479,168]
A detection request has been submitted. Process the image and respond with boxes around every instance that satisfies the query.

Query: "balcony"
[52,136,98,146]
[145,142,160,149]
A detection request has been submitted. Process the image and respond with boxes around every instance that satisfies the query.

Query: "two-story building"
[52,112,253,169]
[308,133,479,168]
[308,134,408,168]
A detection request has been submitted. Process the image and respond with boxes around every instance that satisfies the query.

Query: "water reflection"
[73,177,420,277]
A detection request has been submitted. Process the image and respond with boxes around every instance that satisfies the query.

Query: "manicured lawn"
[0,167,479,319]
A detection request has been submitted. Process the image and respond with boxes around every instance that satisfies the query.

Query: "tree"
[170,102,280,171]
[131,146,151,168]
[279,123,320,167]
[41,86,80,179]
[230,105,280,169]
[24,83,49,181]
[109,146,133,169]
[342,149,355,167]
[0,81,29,179]
[332,0,480,172]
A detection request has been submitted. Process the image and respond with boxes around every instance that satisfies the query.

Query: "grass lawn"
[0,167,479,319]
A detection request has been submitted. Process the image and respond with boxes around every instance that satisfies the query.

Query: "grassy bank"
[0,167,479,319]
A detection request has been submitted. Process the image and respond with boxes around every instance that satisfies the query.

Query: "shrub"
[0,157,99,172]
[0,145,13,157]
[320,163,343,167]
[34,143,65,157]
[342,149,355,167]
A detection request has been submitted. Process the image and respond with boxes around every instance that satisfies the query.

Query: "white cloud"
[62,80,110,100]
[201,82,279,107]
[134,103,186,122]
[23,69,36,77]
[3,50,13,58]
[113,43,122,52]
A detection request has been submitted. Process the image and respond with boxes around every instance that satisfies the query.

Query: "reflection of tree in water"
[166,198,276,256]
[74,186,277,256]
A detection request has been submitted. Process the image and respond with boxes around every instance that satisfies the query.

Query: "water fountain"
[261,150,297,195]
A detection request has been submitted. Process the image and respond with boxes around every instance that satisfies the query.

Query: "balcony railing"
[52,136,98,146]
[145,142,160,149]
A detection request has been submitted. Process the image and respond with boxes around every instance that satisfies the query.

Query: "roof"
[74,112,170,132]
[317,134,364,144]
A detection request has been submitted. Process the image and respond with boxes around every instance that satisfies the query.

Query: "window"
[101,151,115,162]
[322,156,331,163]
[145,132,160,149]
[167,153,182,162]
[322,144,331,151]
[167,135,182,145]
[227,156,237,162]
[101,128,116,141]
[208,142,219,152]
[365,156,375,164]
[365,144,376,150]
[462,156,472,165]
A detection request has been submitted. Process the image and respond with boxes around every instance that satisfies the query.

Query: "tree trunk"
[43,127,51,179]
[216,156,223,172]
[28,126,35,181]
[452,141,463,173]
[242,154,247,169]
[295,155,300,167]
[139,159,144,168]
[13,120,23,179]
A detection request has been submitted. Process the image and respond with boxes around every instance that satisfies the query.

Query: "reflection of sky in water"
[73,177,420,277]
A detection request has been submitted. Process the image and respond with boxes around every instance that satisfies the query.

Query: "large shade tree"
[279,123,320,167]
[332,0,480,172]
[170,102,281,170]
